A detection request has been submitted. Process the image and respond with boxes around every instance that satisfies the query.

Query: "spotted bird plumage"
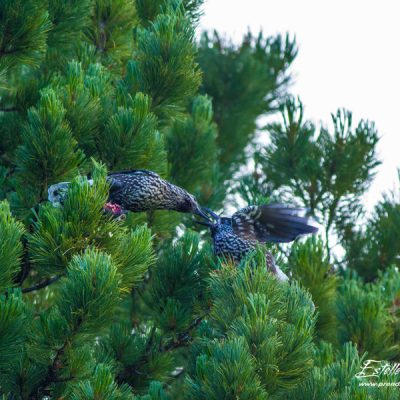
[48,170,208,219]
[199,204,319,281]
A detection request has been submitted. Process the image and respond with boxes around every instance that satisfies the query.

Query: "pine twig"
[34,341,68,398]
[16,238,32,286]
[34,317,85,398]
[145,326,157,353]
[163,313,208,352]
[117,313,208,384]
[22,275,63,293]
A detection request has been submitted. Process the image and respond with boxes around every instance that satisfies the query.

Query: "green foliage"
[186,250,316,398]
[0,201,25,292]
[135,0,204,26]
[287,341,400,400]
[47,0,91,51]
[84,0,136,68]
[286,342,364,400]
[113,225,155,290]
[197,31,297,179]
[0,0,51,74]
[99,322,176,392]
[50,61,112,156]
[28,167,111,276]
[186,337,268,400]
[138,381,171,400]
[377,266,400,348]
[1,0,399,398]
[28,163,154,286]
[2,243,152,398]
[145,231,210,334]
[0,291,27,388]
[124,6,201,122]
[337,274,399,360]
[180,0,205,22]
[16,249,122,398]
[58,249,121,335]
[342,188,400,281]
[99,92,167,173]
[167,95,218,196]
[288,237,338,342]
[257,97,380,255]
[91,232,211,395]
[68,364,135,400]
[13,88,85,210]
[259,97,318,203]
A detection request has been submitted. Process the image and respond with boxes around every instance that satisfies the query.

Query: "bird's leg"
[266,251,278,274]
[266,251,289,282]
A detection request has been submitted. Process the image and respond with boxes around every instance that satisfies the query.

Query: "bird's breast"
[213,231,254,262]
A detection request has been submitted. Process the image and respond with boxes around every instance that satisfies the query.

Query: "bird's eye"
[54,190,59,196]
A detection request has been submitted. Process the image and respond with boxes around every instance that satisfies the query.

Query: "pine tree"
[1,1,399,399]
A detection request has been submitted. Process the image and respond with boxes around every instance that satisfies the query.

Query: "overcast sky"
[199,0,400,211]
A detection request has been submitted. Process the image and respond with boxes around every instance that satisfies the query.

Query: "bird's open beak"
[194,206,212,221]
[203,207,220,221]
[194,207,221,229]
[195,219,213,228]
[193,206,216,228]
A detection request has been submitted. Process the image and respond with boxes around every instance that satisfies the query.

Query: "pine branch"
[163,313,208,352]
[34,314,85,398]
[15,237,33,287]
[22,275,63,293]
[0,48,14,56]
[17,257,31,287]
[0,107,17,112]
[33,341,68,399]
[117,313,208,385]
[145,326,157,353]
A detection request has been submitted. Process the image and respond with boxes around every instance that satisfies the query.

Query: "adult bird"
[198,204,319,281]
[48,169,209,220]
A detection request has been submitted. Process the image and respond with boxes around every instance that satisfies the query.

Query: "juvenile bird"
[198,204,319,281]
[48,169,209,219]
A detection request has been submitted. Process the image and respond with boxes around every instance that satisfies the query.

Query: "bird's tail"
[259,204,319,243]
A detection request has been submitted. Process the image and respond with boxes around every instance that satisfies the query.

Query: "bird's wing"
[108,169,160,178]
[106,170,160,196]
[231,204,318,243]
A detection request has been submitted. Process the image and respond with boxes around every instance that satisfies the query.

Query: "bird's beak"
[203,207,220,221]
[193,206,215,228]
[194,206,212,221]
[195,220,213,228]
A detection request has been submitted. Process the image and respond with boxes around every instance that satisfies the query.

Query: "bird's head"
[48,182,70,206]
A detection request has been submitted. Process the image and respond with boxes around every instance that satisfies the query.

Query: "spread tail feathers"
[259,204,319,243]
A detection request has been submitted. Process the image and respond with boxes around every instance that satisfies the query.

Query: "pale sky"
[199,0,400,212]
